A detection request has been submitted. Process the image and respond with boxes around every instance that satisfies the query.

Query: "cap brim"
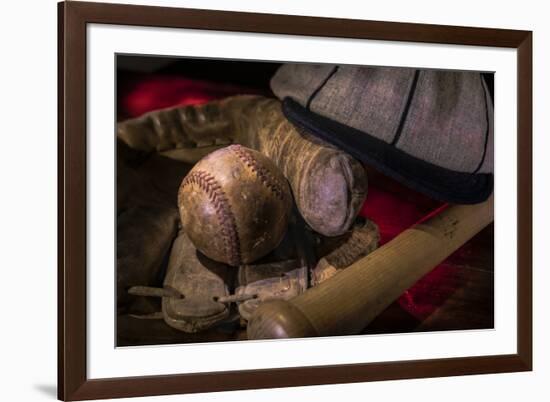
[283,98,493,205]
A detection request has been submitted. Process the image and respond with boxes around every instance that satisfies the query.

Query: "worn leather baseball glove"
[116,95,376,336]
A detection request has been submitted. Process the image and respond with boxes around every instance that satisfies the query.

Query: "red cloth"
[119,74,261,119]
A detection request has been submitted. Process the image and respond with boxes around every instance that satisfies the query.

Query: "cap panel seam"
[391,69,420,146]
[306,65,339,110]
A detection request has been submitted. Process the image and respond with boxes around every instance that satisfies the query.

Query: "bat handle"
[247,300,318,339]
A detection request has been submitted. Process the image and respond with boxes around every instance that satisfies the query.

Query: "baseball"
[178,144,292,266]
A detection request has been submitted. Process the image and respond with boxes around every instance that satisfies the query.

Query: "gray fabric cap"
[270,64,494,203]
[271,64,493,174]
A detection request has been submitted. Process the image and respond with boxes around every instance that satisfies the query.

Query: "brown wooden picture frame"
[58,1,532,400]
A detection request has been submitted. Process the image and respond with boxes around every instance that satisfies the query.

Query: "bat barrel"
[248,197,493,340]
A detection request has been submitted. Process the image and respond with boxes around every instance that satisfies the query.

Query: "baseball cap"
[270,64,493,204]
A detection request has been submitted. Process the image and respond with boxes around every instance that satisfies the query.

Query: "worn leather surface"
[117,95,367,236]
[157,217,379,332]
[163,230,235,333]
[116,140,187,311]
[117,205,179,311]
[311,218,380,286]
[178,145,292,265]
[236,260,308,321]
[235,218,380,321]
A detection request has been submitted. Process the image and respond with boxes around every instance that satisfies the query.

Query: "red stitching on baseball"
[180,170,241,266]
[228,144,286,200]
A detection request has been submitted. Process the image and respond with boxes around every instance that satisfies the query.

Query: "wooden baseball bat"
[247,196,493,339]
